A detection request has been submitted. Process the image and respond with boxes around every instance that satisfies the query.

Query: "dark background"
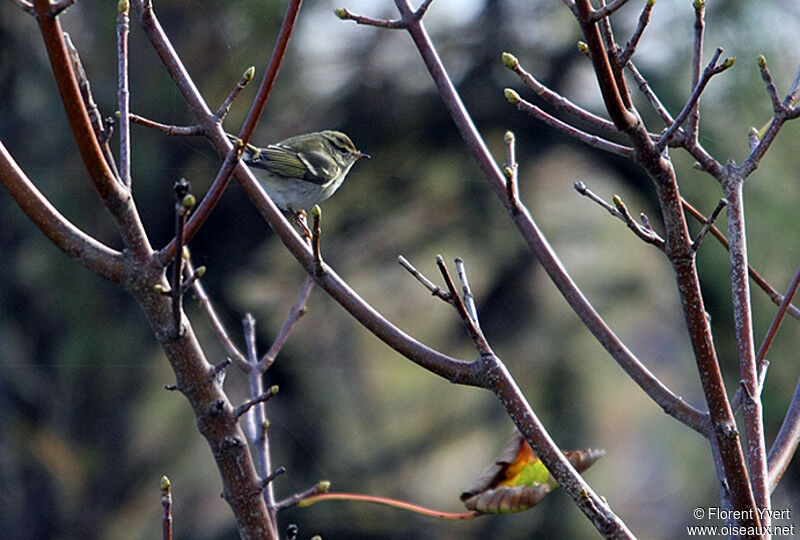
[1,1,799,538]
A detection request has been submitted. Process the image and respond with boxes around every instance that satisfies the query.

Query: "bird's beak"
[355,151,370,159]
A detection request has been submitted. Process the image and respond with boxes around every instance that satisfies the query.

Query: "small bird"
[233,130,369,212]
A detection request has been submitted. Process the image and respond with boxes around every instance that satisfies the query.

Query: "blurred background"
[1,0,800,538]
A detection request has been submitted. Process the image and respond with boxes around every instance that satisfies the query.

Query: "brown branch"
[691,198,727,251]
[277,481,331,511]
[503,53,624,137]
[723,176,769,520]
[626,61,675,127]
[12,0,34,14]
[688,0,706,142]
[186,260,248,371]
[259,276,314,370]
[574,0,637,131]
[335,7,406,29]
[656,48,734,152]
[215,66,256,121]
[505,90,633,157]
[64,33,120,179]
[682,199,800,320]
[130,114,203,136]
[618,0,654,66]
[588,0,631,22]
[0,140,125,282]
[436,256,491,356]
[234,387,279,420]
[397,255,452,303]
[32,0,152,260]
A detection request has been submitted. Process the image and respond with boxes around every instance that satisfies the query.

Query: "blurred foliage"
[1,0,800,539]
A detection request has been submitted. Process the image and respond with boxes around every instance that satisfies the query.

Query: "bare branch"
[12,0,35,14]
[656,48,734,152]
[626,61,675,127]
[691,198,727,251]
[161,476,172,540]
[454,258,480,329]
[688,0,706,141]
[503,131,520,208]
[234,387,279,420]
[589,0,631,23]
[50,0,74,17]
[216,66,256,121]
[130,114,203,136]
[397,256,452,303]
[682,199,800,320]
[436,255,491,356]
[503,53,623,136]
[505,89,634,157]
[118,0,132,188]
[757,55,782,113]
[334,7,407,29]
[186,260,248,371]
[618,0,654,66]
[276,481,331,511]
[32,0,152,260]
[64,33,120,178]
[0,141,125,282]
[259,276,314,371]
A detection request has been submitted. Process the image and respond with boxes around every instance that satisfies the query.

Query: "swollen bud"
[693,0,704,10]
[722,57,736,69]
[317,481,331,493]
[196,266,207,278]
[182,193,196,209]
[243,66,255,82]
[118,0,129,13]
[502,52,519,70]
[504,130,515,144]
[334,7,348,19]
[612,195,623,208]
[504,88,521,104]
[577,41,590,57]
[311,204,322,220]
[160,475,171,491]
[757,55,767,70]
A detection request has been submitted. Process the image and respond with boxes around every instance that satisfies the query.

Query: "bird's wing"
[246,144,339,185]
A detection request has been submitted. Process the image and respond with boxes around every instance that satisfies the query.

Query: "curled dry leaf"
[460,432,605,514]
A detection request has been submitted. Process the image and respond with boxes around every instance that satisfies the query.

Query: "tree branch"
[0,140,125,282]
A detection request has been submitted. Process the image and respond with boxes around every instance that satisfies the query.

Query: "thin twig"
[276,481,331,511]
[574,181,665,249]
[503,54,622,136]
[311,205,323,275]
[171,179,191,337]
[626,61,675,127]
[64,33,120,179]
[49,0,74,17]
[186,260,248,371]
[688,0,706,141]
[129,114,204,136]
[259,276,314,371]
[397,256,452,303]
[215,66,256,121]
[618,0,654,66]
[258,466,286,492]
[503,131,520,208]
[12,0,35,14]
[454,258,480,327]
[588,0,631,22]
[334,7,407,29]
[682,198,800,320]
[118,0,132,188]
[505,90,634,157]
[757,55,782,113]
[436,255,491,356]
[234,387,279,419]
[656,48,733,151]
[161,476,172,540]
[691,198,727,251]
